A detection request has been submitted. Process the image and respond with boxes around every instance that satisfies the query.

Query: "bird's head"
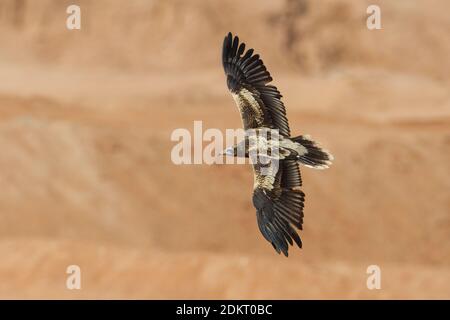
[220,140,249,158]
[220,146,236,157]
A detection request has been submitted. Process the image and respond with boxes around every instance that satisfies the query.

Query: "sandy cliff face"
[0,0,449,298]
[1,0,449,77]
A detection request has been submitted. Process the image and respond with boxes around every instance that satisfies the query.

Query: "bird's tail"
[291,135,334,169]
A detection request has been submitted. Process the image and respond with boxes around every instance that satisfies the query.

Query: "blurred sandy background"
[0,0,449,299]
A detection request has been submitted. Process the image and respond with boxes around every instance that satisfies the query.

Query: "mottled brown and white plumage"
[222,32,333,256]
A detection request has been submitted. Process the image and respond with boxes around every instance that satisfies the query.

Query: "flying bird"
[222,32,333,256]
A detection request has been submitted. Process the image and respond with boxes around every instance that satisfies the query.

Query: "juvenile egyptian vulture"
[222,32,333,256]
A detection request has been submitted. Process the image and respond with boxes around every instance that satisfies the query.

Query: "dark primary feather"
[222,32,291,137]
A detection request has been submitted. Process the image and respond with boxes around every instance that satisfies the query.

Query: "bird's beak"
[219,147,234,156]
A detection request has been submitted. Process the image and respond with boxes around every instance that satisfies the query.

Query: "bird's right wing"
[222,32,291,136]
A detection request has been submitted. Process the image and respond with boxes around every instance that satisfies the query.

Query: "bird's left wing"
[222,32,291,136]
[252,160,305,256]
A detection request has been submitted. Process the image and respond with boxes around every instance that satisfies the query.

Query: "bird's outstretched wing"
[222,32,291,137]
[252,160,304,256]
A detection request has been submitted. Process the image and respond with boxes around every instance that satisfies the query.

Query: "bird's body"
[222,32,333,256]
[228,129,332,169]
